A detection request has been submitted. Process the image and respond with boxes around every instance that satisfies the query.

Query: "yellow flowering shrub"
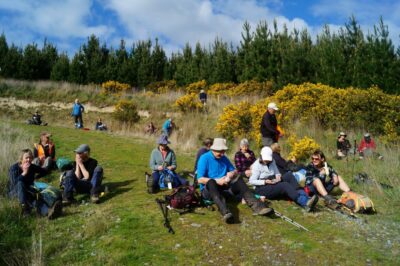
[208,82,236,95]
[113,100,140,123]
[101,81,130,95]
[186,80,207,94]
[288,136,321,162]
[146,80,178,93]
[174,93,203,113]
[215,101,253,139]
[381,120,400,145]
[208,80,274,96]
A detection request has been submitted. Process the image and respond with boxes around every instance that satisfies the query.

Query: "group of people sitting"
[8,131,103,218]
[336,132,383,160]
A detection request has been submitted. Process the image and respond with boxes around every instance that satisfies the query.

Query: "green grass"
[1,121,399,265]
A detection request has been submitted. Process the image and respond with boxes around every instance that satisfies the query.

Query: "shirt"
[234,150,256,174]
[249,159,280,186]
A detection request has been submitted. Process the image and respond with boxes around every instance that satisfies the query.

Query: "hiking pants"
[10,181,36,206]
[261,137,276,147]
[63,166,103,198]
[74,115,83,128]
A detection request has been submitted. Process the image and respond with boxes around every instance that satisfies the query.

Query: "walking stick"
[156,199,175,234]
[274,210,310,232]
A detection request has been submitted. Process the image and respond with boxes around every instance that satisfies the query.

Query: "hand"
[291,157,297,163]
[21,162,30,175]
[244,152,250,158]
[274,175,281,183]
[217,177,228,186]
[244,169,252,177]
[157,165,163,171]
[167,166,174,170]
[75,154,83,164]
[226,171,234,180]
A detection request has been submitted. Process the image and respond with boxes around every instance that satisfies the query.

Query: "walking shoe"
[62,197,77,205]
[21,204,31,217]
[222,212,234,224]
[90,195,100,204]
[252,202,274,216]
[323,195,338,208]
[304,195,319,212]
[48,200,62,220]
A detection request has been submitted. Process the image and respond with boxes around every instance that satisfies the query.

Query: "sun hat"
[260,146,273,161]
[339,132,346,137]
[157,135,170,145]
[40,132,51,137]
[267,102,279,111]
[74,144,90,153]
[210,138,228,151]
[364,133,370,138]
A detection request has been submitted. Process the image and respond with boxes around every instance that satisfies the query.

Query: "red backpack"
[165,185,200,210]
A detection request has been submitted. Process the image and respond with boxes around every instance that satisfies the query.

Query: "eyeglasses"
[311,157,320,161]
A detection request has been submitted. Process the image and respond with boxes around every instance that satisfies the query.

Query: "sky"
[0,0,399,56]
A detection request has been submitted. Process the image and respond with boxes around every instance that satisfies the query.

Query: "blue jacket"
[72,103,84,116]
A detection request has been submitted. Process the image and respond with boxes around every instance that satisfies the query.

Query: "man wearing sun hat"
[197,138,273,224]
[62,144,103,204]
[260,102,280,147]
[336,132,351,159]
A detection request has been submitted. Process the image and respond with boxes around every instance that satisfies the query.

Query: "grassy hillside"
[1,121,399,265]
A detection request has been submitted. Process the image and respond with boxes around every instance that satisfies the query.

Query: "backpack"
[33,182,63,219]
[338,191,375,213]
[56,157,73,171]
[165,185,200,210]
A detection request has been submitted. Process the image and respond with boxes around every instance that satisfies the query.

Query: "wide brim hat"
[210,138,228,151]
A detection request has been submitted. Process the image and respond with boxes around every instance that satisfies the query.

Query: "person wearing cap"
[162,117,174,137]
[197,138,273,224]
[336,132,351,159]
[31,110,42,125]
[249,146,318,212]
[234,138,256,178]
[304,150,350,207]
[71,98,85,129]
[149,135,188,193]
[33,132,56,171]
[357,133,383,159]
[199,89,207,105]
[194,137,213,173]
[260,102,281,147]
[62,144,103,204]
[8,149,49,216]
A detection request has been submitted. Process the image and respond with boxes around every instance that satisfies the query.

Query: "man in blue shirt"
[197,138,273,223]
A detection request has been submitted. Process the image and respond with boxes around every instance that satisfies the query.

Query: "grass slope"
[3,122,400,265]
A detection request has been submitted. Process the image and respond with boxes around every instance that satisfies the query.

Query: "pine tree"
[3,44,23,79]
[151,38,166,82]
[69,49,87,84]
[50,53,70,81]
[0,33,8,77]
[21,43,41,80]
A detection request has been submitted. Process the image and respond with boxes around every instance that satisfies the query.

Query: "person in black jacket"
[336,132,351,159]
[270,143,304,175]
[260,102,280,147]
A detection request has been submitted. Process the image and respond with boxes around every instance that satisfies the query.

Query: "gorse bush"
[174,93,203,113]
[288,135,321,163]
[186,80,207,94]
[112,100,140,123]
[146,80,178,94]
[101,81,130,95]
[208,80,274,96]
[216,82,400,145]
[215,101,253,139]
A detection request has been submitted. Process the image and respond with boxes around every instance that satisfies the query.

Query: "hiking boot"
[48,200,62,220]
[304,195,319,212]
[323,195,338,209]
[222,212,234,224]
[90,195,100,204]
[243,191,274,216]
[252,203,274,216]
[62,197,77,205]
[21,204,31,217]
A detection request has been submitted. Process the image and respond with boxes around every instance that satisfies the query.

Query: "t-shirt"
[73,158,98,180]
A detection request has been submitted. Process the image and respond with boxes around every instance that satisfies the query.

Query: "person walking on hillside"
[199,90,207,105]
[260,102,281,147]
[33,132,56,171]
[71,98,85,129]
[162,117,174,136]
[62,144,103,204]
[196,138,273,224]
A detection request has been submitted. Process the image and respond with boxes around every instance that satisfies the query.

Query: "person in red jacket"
[357,133,383,160]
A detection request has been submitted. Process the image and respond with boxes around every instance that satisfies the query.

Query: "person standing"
[260,102,280,147]
[199,90,207,105]
[72,98,85,128]
[162,117,174,136]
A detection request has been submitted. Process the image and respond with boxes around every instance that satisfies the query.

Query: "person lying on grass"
[62,144,103,204]
[8,149,48,216]
[196,138,273,224]
[304,150,351,207]
[249,146,318,212]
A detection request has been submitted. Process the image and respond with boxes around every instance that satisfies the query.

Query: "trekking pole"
[156,199,175,234]
[274,210,310,232]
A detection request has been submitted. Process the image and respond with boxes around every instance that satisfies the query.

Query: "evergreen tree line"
[0,16,399,93]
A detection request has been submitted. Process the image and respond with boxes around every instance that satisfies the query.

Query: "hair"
[19,149,33,163]
[239,138,249,147]
[312,149,326,160]
[203,138,213,147]
[270,143,280,152]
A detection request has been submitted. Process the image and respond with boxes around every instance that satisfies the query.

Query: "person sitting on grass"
[336,132,351,159]
[304,150,351,207]
[234,138,256,178]
[33,132,56,171]
[31,110,42,125]
[357,133,383,160]
[8,149,48,216]
[194,138,213,173]
[249,146,318,212]
[149,135,188,193]
[62,144,103,204]
[270,143,304,175]
[144,122,157,135]
[196,138,273,224]
[95,118,108,131]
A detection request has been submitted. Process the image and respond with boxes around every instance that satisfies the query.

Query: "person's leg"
[90,166,103,196]
[43,157,52,171]
[202,179,230,217]
[312,179,337,206]
[151,171,161,191]
[312,178,329,196]
[62,170,78,200]
[282,172,300,190]
[261,137,274,147]
[336,176,350,192]
[74,116,79,127]
[32,157,41,167]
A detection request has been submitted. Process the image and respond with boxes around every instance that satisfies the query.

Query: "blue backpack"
[159,169,180,189]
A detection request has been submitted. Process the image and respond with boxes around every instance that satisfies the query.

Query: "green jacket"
[149,147,177,171]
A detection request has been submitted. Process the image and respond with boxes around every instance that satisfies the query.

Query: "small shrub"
[288,135,321,163]
[185,80,207,94]
[113,100,140,123]
[101,81,130,95]
[146,80,178,93]
[174,93,203,113]
[215,101,253,139]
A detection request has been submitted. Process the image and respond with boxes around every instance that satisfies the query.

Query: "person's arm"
[149,150,161,171]
[196,156,210,185]
[50,144,56,159]
[167,150,177,170]
[248,162,266,186]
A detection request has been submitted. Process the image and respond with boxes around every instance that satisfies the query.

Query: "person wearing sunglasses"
[305,150,351,206]
[249,146,318,212]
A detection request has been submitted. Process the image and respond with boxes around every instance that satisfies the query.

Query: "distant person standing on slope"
[260,102,281,147]
[72,98,85,129]
[162,117,174,136]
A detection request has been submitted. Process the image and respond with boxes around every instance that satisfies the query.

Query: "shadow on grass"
[100,179,137,202]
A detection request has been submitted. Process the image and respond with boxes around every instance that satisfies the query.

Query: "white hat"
[210,138,228,151]
[260,146,273,161]
[267,102,279,110]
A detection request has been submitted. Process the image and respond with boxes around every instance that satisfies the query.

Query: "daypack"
[33,182,63,219]
[56,157,73,171]
[159,169,182,189]
[338,191,375,213]
[165,185,200,210]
